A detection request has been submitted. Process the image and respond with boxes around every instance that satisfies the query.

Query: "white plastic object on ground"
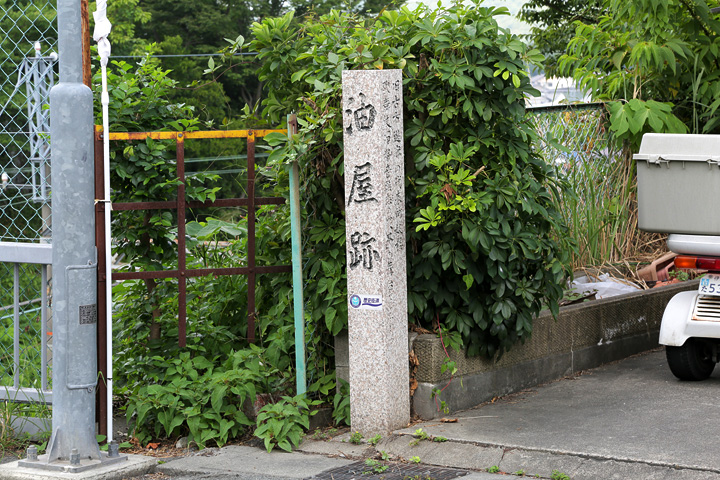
[93,0,114,443]
[570,273,641,300]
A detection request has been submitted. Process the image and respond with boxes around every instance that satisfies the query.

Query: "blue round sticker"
[349,294,361,308]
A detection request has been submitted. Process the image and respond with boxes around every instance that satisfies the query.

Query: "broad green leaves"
[254,395,320,452]
[186,218,247,240]
[251,0,573,359]
[557,0,720,144]
[126,350,259,448]
[607,99,687,147]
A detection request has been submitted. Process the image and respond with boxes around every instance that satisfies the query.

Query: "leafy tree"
[89,0,151,55]
[291,0,403,17]
[252,1,573,358]
[121,0,403,122]
[556,0,720,148]
[518,0,604,76]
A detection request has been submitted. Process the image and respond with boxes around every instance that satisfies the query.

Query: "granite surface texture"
[342,69,409,434]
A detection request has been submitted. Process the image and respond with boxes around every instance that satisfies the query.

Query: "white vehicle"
[636,134,720,380]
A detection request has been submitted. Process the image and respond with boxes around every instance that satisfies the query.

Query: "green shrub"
[252,0,573,358]
[101,56,302,448]
[126,351,258,448]
[254,395,319,452]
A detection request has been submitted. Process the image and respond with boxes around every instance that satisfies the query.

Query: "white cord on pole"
[93,0,113,444]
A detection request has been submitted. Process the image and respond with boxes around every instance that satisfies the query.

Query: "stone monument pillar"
[342,69,409,434]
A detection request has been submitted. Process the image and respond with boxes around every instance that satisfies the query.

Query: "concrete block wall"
[411,280,699,418]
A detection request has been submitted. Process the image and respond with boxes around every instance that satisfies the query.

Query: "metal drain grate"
[306,461,469,480]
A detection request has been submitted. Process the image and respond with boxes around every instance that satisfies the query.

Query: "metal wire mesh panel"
[0,2,56,401]
[529,103,642,267]
[0,261,52,395]
[529,104,621,217]
[529,103,616,168]
[0,0,57,242]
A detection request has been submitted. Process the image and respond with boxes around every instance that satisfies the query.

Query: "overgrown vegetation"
[96,0,577,449]
[9,0,713,454]
[89,0,399,126]
[519,0,720,272]
[253,0,573,359]
[99,56,320,449]
[558,0,720,147]
[530,107,645,270]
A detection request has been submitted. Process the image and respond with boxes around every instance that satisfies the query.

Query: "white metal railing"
[0,241,52,403]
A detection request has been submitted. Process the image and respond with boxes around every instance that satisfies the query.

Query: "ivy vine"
[252,0,574,358]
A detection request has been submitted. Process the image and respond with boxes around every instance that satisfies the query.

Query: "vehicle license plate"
[699,274,720,296]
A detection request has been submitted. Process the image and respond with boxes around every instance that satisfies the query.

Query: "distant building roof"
[526,74,590,107]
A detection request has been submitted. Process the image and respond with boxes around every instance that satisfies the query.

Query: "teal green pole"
[288,114,306,395]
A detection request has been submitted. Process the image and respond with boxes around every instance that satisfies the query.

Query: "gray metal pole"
[37,0,99,465]
[14,0,127,473]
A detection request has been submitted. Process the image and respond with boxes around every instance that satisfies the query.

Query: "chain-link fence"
[0,1,56,403]
[1,0,56,243]
[529,102,618,168]
[528,103,644,269]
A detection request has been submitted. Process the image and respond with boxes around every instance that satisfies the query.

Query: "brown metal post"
[93,128,108,438]
[247,133,256,342]
[177,134,187,348]
[81,0,91,87]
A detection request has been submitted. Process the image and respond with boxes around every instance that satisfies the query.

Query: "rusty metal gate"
[93,121,299,436]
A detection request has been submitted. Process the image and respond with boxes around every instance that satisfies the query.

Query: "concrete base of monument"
[411,279,698,418]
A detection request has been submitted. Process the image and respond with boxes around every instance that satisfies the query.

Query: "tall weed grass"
[533,106,665,273]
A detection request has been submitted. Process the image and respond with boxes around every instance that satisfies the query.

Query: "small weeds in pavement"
[349,431,364,445]
[432,436,447,442]
[364,459,388,474]
[96,435,133,451]
[410,456,421,464]
[0,391,52,458]
[430,390,451,415]
[368,434,382,446]
[551,471,570,480]
[410,428,430,446]
[311,427,338,441]
[487,466,500,473]
[513,470,525,476]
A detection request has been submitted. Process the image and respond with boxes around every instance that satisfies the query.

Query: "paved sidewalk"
[4,348,719,480]
[383,349,720,480]
[150,445,504,480]
[150,349,720,480]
